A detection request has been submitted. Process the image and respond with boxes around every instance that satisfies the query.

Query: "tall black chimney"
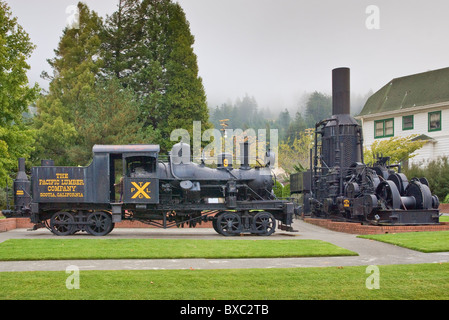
[321,67,362,169]
[332,67,350,115]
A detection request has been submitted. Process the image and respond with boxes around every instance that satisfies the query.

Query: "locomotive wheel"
[216,212,241,236]
[86,211,114,236]
[212,212,223,234]
[252,211,276,236]
[50,211,75,236]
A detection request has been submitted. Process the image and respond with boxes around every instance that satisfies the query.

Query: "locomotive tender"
[290,67,440,225]
[4,141,296,236]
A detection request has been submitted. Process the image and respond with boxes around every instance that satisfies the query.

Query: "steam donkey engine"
[291,68,440,225]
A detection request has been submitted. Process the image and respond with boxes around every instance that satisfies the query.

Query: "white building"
[356,67,449,166]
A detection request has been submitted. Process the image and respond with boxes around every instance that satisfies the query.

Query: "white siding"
[361,106,449,167]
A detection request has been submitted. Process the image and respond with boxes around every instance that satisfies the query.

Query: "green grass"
[1,263,449,300]
[440,215,449,222]
[358,231,449,253]
[0,239,357,261]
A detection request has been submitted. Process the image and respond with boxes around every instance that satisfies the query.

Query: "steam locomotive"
[290,68,440,225]
[3,67,440,235]
[3,141,296,236]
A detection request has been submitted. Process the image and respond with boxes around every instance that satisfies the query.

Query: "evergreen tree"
[161,1,211,147]
[70,77,150,164]
[33,2,103,165]
[276,109,291,141]
[100,0,141,82]
[0,1,39,186]
[286,111,307,141]
[102,0,211,151]
[304,91,332,128]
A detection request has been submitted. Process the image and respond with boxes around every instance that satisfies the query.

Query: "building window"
[402,115,414,130]
[374,118,394,138]
[428,111,441,132]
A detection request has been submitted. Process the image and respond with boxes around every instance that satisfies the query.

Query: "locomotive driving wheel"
[252,211,276,236]
[50,211,75,236]
[86,211,114,236]
[216,212,241,236]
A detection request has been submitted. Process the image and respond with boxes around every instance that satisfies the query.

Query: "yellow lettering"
[40,173,84,198]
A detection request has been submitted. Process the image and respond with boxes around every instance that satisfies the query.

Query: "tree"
[142,0,211,150]
[0,1,39,186]
[304,91,332,128]
[100,0,141,82]
[33,2,103,165]
[286,111,307,141]
[278,129,314,175]
[276,109,291,141]
[70,78,153,164]
[101,0,211,152]
[363,135,427,166]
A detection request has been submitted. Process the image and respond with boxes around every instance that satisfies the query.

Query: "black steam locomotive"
[3,141,296,236]
[290,68,440,225]
[4,67,440,235]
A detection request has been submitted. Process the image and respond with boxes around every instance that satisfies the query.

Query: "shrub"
[443,194,449,204]
[404,156,449,201]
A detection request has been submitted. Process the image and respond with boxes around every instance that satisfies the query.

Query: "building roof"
[358,67,449,117]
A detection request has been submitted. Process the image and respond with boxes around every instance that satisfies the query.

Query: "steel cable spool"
[405,179,433,210]
[387,173,409,195]
[375,180,401,209]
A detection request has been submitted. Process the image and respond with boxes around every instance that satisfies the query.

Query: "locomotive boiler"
[4,141,296,236]
[290,67,440,225]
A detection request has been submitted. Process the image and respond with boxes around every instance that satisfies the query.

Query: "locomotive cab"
[88,145,162,223]
[122,153,159,204]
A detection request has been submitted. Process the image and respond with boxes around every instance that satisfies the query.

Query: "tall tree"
[33,2,103,165]
[102,0,211,151]
[70,77,149,164]
[304,91,332,128]
[0,1,39,186]
[100,0,141,82]
[286,111,307,141]
[160,1,211,147]
[276,109,291,141]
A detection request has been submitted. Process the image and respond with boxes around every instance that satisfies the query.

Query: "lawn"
[358,231,449,252]
[1,263,448,300]
[0,238,357,261]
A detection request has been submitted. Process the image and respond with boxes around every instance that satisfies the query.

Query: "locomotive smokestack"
[332,67,350,115]
[16,158,27,181]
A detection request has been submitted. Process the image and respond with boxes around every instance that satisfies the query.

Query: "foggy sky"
[6,0,449,112]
